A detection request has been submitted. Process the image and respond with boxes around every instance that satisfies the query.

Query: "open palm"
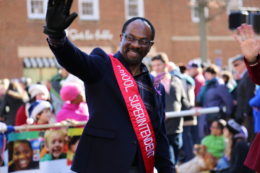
[234,24,260,63]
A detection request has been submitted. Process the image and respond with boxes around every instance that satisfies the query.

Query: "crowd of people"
[1,0,260,171]
[149,52,256,172]
[0,68,89,127]
[0,50,258,172]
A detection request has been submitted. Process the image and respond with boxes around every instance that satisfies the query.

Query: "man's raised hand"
[234,24,260,63]
[44,0,78,39]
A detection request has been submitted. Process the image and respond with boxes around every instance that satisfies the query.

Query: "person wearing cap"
[56,83,88,122]
[27,100,53,125]
[187,60,205,101]
[231,55,255,142]
[216,119,253,173]
[15,84,50,126]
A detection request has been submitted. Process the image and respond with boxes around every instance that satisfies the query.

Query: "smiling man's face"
[119,20,153,66]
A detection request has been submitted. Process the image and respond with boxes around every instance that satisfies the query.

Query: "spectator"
[151,53,192,165]
[178,64,197,162]
[0,79,9,107]
[248,85,260,133]
[27,100,53,125]
[49,67,69,114]
[221,70,237,94]
[15,84,50,126]
[0,80,27,125]
[187,60,205,98]
[217,119,253,173]
[56,83,88,122]
[201,119,226,159]
[197,65,233,139]
[231,55,255,141]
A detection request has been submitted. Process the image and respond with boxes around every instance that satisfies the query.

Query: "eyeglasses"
[123,33,154,47]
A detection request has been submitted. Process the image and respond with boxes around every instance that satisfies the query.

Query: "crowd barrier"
[0,107,223,173]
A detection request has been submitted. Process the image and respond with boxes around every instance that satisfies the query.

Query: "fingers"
[65,0,73,14]
[233,30,242,44]
[64,12,78,28]
[237,25,247,41]
[246,24,255,38]
[242,24,255,39]
[234,24,255,43]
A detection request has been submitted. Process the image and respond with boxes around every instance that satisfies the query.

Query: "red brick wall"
[0,0,260,78]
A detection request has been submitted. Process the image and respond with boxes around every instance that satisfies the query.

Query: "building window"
[27,0,47,19]
[125,0,144,19]
[79,0,99,20]
[191,6,209,23]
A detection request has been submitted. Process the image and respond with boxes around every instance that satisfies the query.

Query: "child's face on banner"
[13,142,33,170]
[48,134,65,159]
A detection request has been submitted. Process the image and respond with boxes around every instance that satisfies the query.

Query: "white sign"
[67,29,114,41]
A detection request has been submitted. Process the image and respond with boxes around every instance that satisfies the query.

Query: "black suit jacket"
[48,38,175,173]
[235,71,255,122]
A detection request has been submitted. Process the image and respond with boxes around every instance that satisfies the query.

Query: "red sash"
[109,55,156,173]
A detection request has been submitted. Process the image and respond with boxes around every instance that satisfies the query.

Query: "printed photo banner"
[0,127,84,173]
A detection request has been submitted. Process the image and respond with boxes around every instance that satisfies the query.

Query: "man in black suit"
[43,0,175,173]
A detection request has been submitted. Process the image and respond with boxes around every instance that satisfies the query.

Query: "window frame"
[27,0,47,19]
[125,0,144,19]
[78,0,100,21]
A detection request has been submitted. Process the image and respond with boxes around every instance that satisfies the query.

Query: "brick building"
[0,0,259,82]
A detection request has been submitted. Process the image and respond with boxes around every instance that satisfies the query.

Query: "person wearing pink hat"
[56,84,88,122]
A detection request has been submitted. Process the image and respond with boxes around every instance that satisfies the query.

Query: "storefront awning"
[23,57,61,68]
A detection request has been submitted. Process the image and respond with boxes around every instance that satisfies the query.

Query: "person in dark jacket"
[43,0,175,173]
[0,81,26,125]
[197,65,233,140]
[216,119,254,173]
[231,55,255,142]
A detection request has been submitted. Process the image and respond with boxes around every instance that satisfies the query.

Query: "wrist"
[245,55,259,64]
[43,26,66,39]
[246,55,259,66]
